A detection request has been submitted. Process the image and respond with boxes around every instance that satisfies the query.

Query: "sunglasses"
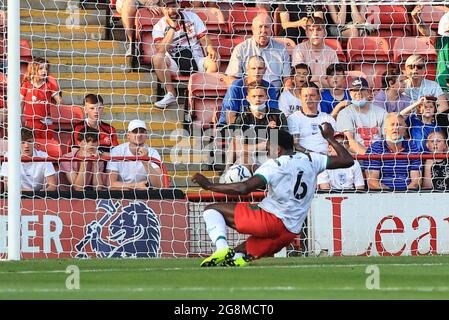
[407,64,425,70]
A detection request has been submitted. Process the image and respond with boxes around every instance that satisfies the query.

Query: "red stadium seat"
[193,7,228,34]
[34,138,63,158]
[366,6,412,46]
[324,39,347,62]
[49,104,84,130]
[347,37,390,63]
[210,36,247,73]
[187,72,228,129]
[20,40,32,62]
[228,7,268,35]
[393,36,437,80]
[273,7,282,36]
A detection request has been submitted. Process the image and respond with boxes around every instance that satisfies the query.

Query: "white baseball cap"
[128,119,147,132]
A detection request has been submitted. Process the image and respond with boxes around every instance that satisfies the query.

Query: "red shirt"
[72,120,119,153]
[20,78,59,122]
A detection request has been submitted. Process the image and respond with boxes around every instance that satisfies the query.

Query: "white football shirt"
[317,161,364,190]
[0,149,56,191]
[254,152,328,234]
[278,90,302,118]
[287,109,336,154]
[107,143,162,184]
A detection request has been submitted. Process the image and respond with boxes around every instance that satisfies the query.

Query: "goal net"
[1,0,449,259]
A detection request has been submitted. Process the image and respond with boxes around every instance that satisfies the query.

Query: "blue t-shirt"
[218,79,279,125]
[363,140,422,190]
[406,114,442,152]
[320,89,351,114]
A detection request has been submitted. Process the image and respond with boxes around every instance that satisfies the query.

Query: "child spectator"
[278,63,311,118]
[423,131,449,190]
[72,94,118,154]
[0,128,57,191]
[320,63,351,119]
[317,132,365,191]
[107,119,163,189]
[373,70,412,113]
[364,113,421,191]
[287,83,336,155]
[59,128,105,191]
[400,96,443,152]
[20,57,63,140]
[291,16,339,87]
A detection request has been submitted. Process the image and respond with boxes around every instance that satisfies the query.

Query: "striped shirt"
[363,140,421,190]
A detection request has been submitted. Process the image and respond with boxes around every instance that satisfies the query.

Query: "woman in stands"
[20,57,63,140]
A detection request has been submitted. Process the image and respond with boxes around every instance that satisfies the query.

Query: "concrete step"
[21,24,106,41]
[105,105,183,122]
[111,121,181,132]
[56,71,155,89]
[46,56,131,73]
[61,87,155,105]
[31,40,126,57]
[170,170,220,187]
[21,0,68,10]
[20,9,107,25]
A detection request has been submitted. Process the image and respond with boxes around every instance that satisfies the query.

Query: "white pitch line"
[1,286,449,294]
[0,262,448,275]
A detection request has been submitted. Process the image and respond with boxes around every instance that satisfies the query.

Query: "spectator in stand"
[72,94,118,154]
[225,82,287,172]
[107,119,163,189]
[152,0,218,108]
[336,77,387,155]
[115,0,161,61]
[20,57,63,140]
[291,16,339,88]
[60,128,105,191]
[317,132,365,191]
[400,96,443,152]
[422,131,449,190]
[402,54,448,113]
[287,83,336,155]
[320,63,352,119]
[364,113,421,191]
[0,128,57,191]
[226,13,291,93]
[411,5,449,92]
[326,0,374,41]
[278,63,312,118]
[218,55,279,126]
[277,1,326,43]
[373,69,412,113]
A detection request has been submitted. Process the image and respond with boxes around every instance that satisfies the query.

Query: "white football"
[219,165,252,184]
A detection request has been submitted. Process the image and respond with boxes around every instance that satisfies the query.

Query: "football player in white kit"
[192,124,354,267]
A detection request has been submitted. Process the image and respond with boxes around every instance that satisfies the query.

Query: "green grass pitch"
[0,255,448,299]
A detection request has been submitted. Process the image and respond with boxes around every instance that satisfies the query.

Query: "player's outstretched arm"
[319,123,354,170]
[192,173,266,195]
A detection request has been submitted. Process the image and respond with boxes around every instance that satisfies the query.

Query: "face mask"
[443,32,449,37]
[386,136,404,144]
[352,99,367,108]
[249,103,266,112]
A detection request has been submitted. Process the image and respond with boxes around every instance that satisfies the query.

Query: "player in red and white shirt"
[192,125,354,267]
[72,94,119,154]
[151,0,218,108]
[20,57,63,139]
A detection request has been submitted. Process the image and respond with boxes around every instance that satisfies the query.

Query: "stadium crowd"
[1,1,449,193]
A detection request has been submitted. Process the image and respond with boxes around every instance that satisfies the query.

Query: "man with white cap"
[107,119,163,189]
[412,5,449,93]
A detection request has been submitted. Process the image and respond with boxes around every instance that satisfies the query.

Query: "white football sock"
[203,209,229,251]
